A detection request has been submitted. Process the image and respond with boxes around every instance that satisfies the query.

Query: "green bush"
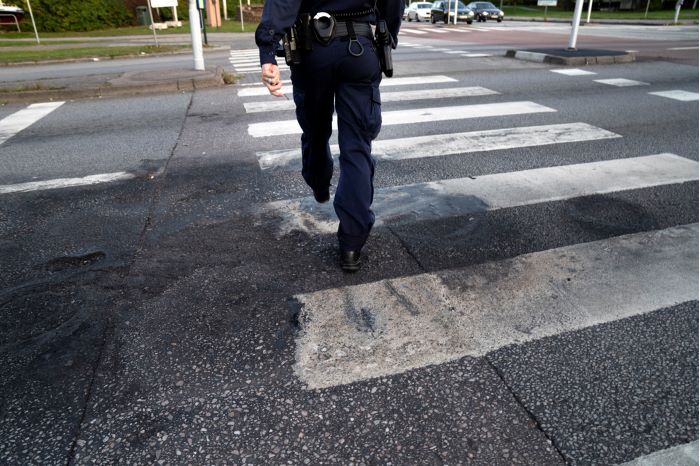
[12,0,134,32]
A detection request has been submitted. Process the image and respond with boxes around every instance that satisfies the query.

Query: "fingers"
[261,63,283,97]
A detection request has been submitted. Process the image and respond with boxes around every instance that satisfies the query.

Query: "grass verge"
[502,5,699,20]
[0,44,189,64]
[0,20,251,39]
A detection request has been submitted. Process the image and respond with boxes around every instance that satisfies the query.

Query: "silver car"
[405,1,433,21]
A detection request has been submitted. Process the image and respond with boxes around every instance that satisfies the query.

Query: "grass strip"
[0,20,248,39]
[502,6,699,19]
[0,44,189,64]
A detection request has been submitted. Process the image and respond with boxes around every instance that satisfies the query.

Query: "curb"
[0,67,226,104]
[505,49,636,65]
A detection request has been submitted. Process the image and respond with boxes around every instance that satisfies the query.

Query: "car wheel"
[467,19,472,24]
[431,15,436,23]
[443,15,448,23]
[497,18,502,22]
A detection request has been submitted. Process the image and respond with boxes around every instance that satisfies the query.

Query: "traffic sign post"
[537,0,556,22]
[189,0,205,70]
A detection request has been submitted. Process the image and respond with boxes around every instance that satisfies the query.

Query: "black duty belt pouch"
[312,12,335,44]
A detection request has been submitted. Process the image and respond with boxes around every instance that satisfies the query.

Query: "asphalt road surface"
[0,24,698,465]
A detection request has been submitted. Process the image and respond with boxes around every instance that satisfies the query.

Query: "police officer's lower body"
[290,31,382,272]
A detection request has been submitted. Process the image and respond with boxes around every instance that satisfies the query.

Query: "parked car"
[465,1,504,22]
[405,2,433,21]
[430,0,474,24]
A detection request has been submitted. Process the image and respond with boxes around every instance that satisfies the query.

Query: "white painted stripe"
[0,172,135,195]
[292,223,699,389]
[462,53,491,57]
[668,46,699,50]
[244,86,499,113]
[230,61,260,65]
[235,67,262,72]
[625,49,639,53]
[400,28,428,34]
[450,28,472,32]
[551,68,598,76]
[617,441,699,466]
[594,78,649,87]
[261,154,698,235]
[445,50,469,54]
[239,79,292,87]
[256,122,620,169]
[649,90,699,101]
[249,101,555,137]
[0,101,64,145]
[238,75,458,97]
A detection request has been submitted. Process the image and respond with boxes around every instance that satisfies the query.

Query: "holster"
[374,20,395,78]
[277,14,313,66]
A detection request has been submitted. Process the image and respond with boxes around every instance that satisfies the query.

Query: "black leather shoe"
[313,189,330,204]
[340,250,361,272]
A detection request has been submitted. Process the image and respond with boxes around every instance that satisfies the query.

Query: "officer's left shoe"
[340,250,361,272]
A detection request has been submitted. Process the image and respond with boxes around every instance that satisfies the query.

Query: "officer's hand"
[261,63,283,97]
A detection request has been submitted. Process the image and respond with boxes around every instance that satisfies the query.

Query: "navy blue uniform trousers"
[290,35,382,252]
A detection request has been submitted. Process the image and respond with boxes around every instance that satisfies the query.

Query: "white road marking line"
[244,86,499,113]
[649,90,699,101]
[261,154,698,235]
[625,49,639,53]
[399,28,428,34]
[0,101,64,146]
[668,46,699,50]
[551,68,598,76]
[450,28,473,32]
[237,75,458,96]
[239,79,292,87]
[445,50,469,54]
[594,78,649,87]
[462,53,491,57]
[249,101,555,137]
[0,172,136,195]
[293,223,699,389]
[616,440,699,466]
[256,122,619,169]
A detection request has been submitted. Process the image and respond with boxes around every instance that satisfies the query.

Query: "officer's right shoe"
[340,250,361,272]
[313,188,330,204]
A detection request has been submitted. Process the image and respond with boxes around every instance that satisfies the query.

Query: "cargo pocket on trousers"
[366,86,382,140]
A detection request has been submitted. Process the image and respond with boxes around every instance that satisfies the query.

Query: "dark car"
[466,1,504,22]
[430,0,474,24]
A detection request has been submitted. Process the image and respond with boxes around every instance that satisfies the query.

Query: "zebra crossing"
[236,70,698,463]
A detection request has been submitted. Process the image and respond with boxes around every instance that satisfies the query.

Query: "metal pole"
[201,6,208,45]
[223,0,228,20]
[644,0,651,17]
[26,0,40,44]
[239,0,245,31]
[453,0,458,24]
[673,0,682,23]
[544,5,548,20]
[146,0,159,47]
[189,0,205,70]
[567,0,585,50]
[586,0,593,23]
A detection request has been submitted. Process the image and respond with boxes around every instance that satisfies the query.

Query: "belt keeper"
[346,22,364,57]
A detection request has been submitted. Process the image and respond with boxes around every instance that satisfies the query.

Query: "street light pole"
[568,0,585,50]
[25,0,40,44]
[189,0,205,70]
[146,0,159,47]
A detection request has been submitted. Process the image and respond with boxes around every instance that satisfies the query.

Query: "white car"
[405,2,433,21]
